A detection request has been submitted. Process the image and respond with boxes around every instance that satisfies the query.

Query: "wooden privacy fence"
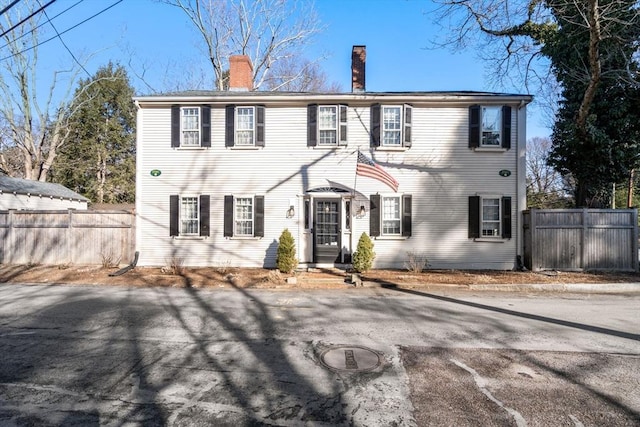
[523,209,638,272]
[0,210,135,265]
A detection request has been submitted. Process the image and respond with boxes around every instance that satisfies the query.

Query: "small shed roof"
[0,175,89,202]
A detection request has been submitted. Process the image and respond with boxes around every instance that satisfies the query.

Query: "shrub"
[352,232,375,273]
[404,251,429,273]
[276,229,298,274]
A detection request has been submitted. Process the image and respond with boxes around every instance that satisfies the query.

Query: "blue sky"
[25,0,550,138]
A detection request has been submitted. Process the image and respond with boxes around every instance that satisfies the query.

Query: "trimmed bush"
[352,232,375,273]
[276,228,298,274]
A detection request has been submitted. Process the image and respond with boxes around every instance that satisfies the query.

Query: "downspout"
[133,99,142,265]
[516,100,528,270]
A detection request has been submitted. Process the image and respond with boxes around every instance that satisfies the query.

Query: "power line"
[0,0,21,17]
[0,0,123,62]
[0,0,85,52]
[0,0,57,39]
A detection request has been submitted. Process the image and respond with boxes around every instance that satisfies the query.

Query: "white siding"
[136,99,525,270]
[0,193,87,210]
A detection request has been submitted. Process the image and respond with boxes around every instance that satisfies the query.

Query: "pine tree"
[51,62,136,204]
[276,229,298,274]
[352,232,375,273]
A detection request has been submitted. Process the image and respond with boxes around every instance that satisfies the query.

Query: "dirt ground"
[1,263,639,290]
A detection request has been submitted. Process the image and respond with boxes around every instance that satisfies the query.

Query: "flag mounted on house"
[356,151,399,192]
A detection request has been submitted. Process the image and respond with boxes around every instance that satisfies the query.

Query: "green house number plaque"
[150,169,162,177]
[499,169,511,177]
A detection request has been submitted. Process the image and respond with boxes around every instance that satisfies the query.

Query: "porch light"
[287,205,295,218]
[359,205,366,217]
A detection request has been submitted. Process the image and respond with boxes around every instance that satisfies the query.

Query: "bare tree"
[526,136,573,207]
[0,3,86,181]
[263,56,342,92]
[160,0,324,91]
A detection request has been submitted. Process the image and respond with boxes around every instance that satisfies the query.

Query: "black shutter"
[225,105,235,147]
[224,195,233,237]
[403,104,412,148]
[339,104,348,146]
[502,196,512,239]
[502,106,512,149]
[402,194,412,237]
[169,195,179,236]
[370,194,381,237]
[201,106,211,147]
[307,104,317,147]
[171,105,180,147]
[469,105,480,148]
[371,104,381,147]
[468,196,481,238]
[256,106,265,147]
[254,195,264,237]
[199,195,210,237]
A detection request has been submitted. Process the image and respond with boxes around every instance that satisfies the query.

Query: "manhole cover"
[319,345,382,373]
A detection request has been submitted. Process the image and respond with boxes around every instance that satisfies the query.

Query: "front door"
[313,199,341,263]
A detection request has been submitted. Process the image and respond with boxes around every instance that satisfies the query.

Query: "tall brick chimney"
[229,55,253,91]
[351,45,366,92]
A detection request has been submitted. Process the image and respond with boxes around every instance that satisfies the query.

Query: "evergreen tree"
[52,63,136,204]
[276,229,298,274]
[352,233,375,273]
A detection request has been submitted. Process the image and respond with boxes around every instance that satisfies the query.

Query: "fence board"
[523,208,638,272]
[0,210,135,266]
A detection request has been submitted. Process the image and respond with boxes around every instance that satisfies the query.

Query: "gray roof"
[0,175,89,202]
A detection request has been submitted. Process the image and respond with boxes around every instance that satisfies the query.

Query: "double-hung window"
[318,106,338,145]
[224,195,265,238]
[370,104,412,149]
[171,105,211,148]
[225,105,265,147]
[369,194,412,237]
[468,105,512,149]
[307,104,348,147]
[468,195,512,239]
[169,195,210,237]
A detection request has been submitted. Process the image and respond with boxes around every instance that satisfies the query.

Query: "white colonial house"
[134,47,532,270]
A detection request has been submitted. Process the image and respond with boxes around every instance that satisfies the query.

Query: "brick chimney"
[351,45,366,92]
[229,55,253,91]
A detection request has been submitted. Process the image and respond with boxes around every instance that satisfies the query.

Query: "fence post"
[68,209,74,265]
[634,208,639,272]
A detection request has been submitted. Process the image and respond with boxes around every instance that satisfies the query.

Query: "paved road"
[0,283,638,425]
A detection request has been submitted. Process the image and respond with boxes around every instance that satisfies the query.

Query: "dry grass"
[0,264,639,290]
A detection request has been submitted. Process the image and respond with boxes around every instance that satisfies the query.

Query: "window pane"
[235,197,253,235]
[236,107,255,146]
[182,108,200,146]
[181,197,199,235]
[481,106,501,146]
[482,198,500,236]
[318,106,337,145]
[382,197,401,234]
[383,107,401,146]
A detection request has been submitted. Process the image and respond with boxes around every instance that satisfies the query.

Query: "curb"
[466,283,640,293]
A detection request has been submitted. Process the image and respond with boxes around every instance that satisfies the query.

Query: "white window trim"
[233,195,255,237]
[480,106,502,148]
[381,105,403,147]
[479,194,502,239]
[235,106,256,147]
[181,107,201,147]
[179,195,200,237]
[317,105,338,146]
[375,193,409,240]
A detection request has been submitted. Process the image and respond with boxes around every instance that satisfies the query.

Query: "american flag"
[356,151,399,192]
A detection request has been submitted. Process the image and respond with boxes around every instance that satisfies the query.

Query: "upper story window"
[468,105,512,150]
[308,104,348,147]
[369,194,412,238]
[224,195,265,238]
[371,104,412,149]
[169,194,210,237]
[171,105,211,148]
[225,105,265,148]
[468,195,512,239]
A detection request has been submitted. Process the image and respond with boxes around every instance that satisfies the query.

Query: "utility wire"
[0,0,123,62]
[0,0,85,52]
[38,0,90,77]
[0,0,57,39]
[0,0,21,17]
